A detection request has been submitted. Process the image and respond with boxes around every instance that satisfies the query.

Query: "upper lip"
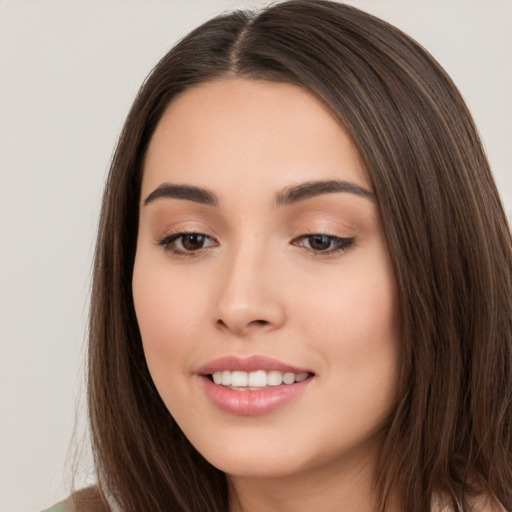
[197,355,313,375]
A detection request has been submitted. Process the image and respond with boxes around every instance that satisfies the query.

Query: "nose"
[213,245,286,336]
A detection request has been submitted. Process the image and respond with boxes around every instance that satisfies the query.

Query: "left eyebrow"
[275,179,374,206]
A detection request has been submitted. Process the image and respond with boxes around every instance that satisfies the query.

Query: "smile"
[198,356,315,415]
[210,369,310,389]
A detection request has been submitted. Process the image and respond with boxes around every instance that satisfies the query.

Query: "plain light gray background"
[1,1,510,511]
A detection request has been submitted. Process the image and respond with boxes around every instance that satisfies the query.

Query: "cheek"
[132,252,208,376]
[299,254,398,346]
[294,249,400,399]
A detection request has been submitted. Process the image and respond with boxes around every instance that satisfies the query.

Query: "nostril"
[215,317,270,332]
[251,319,270,327]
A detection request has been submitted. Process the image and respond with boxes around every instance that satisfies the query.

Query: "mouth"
[197,356,315,415]
[207,369,312,390]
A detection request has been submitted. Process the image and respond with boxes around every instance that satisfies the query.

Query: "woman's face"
[133,78,400,481]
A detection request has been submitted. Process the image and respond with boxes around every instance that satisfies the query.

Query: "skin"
[132,78,401,512]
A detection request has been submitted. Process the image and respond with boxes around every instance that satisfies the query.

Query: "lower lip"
[200,376,313,416]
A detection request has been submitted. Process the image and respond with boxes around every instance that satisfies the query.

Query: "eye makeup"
[291,233,356,257]
[156,230,218,257]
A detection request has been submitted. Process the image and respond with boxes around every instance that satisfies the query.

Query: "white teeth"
[221,370,231,386]
[248,370,267,387]
[231,371,248,387]
[282,372,295,385]
[267,370,283,386]
[210,370,310,388]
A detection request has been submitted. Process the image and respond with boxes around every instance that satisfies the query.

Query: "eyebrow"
[143,179,374,208]
[144,183,218,206]
[274,179,374,206]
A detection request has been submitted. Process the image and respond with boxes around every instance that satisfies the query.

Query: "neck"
[228,444,393,512]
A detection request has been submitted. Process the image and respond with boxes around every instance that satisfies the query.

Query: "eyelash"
[156,231,355,258]
[291,233,356,256]
[157,231,219,257]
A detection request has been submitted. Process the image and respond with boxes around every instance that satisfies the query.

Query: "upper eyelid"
[156,230,352,243]
[156,232,218,258]
[157,231,217,244]
[156,230,355,252]
[155,226,216,240]
[291,233,356,253]
[291,231,354,243]
[293,234,355,243]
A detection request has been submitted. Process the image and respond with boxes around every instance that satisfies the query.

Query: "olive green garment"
[41,502,73,512]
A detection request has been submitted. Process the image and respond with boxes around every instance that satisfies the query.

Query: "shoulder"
[41,487,111,512]
[41,500,74,512]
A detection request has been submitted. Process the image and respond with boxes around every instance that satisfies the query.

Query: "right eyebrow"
[143,183,218,207]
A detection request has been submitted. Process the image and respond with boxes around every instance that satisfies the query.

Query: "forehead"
[142,78,371,197]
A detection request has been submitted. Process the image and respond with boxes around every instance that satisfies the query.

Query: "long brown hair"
[86,1,512,510]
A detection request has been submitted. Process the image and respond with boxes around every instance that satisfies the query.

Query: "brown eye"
[292,234,355,254]
[158,232,217,255]
[181,233,207,251]
[308,235,333,251]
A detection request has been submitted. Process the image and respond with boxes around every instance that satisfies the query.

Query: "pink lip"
[197,355,314,416]
[197,355,312,375]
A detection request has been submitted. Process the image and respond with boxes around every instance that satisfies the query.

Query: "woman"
[47,0,512,510]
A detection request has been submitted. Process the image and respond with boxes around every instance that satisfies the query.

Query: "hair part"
[87,2,512,511]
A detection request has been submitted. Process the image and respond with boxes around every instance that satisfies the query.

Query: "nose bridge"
[214,232,285,335]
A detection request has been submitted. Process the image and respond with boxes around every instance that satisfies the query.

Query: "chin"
[189,434,309,478]
[210,453,310,480]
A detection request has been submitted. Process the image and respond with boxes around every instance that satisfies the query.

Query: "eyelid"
[154,227,355,259]
[156,230,218,257]
[291,233,356,257]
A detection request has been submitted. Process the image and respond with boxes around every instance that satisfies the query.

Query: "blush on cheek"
[134,265,200,336]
